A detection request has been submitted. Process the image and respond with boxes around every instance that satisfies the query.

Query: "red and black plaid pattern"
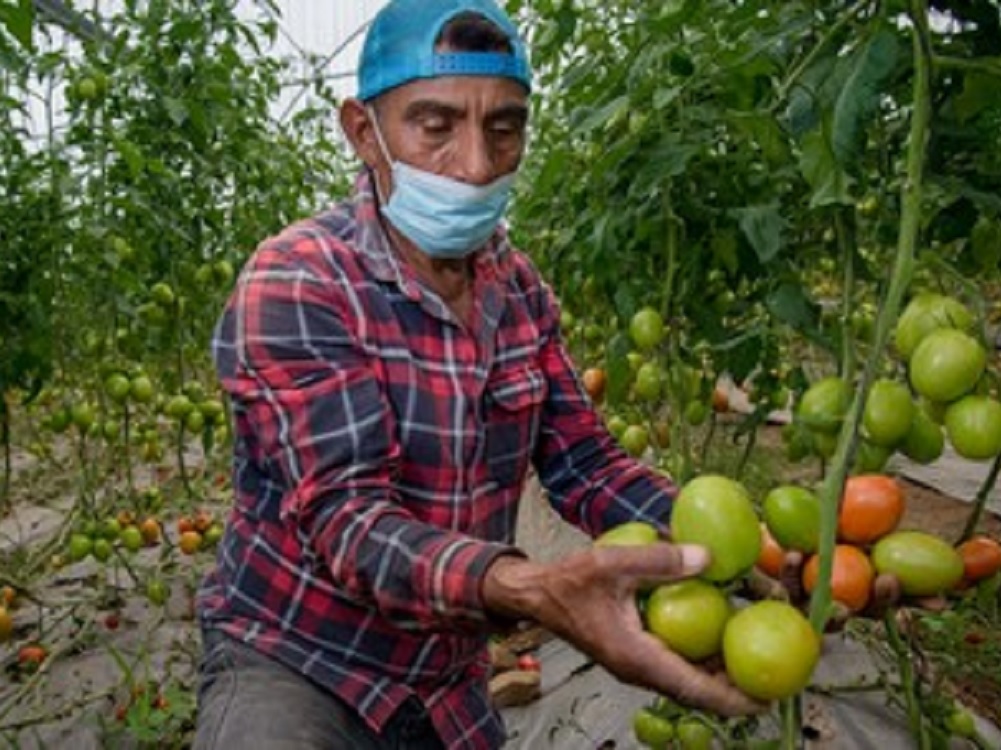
[197,171,677,749]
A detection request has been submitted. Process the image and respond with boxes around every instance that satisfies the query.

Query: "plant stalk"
[808,0,934,631]
[958,452,1001,543]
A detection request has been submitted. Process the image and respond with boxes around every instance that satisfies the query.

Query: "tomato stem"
[779,695,801,750]
[957,452,1001,544]
[884,611,932,750]
[808,0,934,633]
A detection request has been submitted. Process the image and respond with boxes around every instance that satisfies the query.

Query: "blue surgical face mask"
[367,107,515,259]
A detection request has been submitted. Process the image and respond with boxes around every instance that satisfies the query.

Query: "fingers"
[592,542,711,588]
[618,632,768,718]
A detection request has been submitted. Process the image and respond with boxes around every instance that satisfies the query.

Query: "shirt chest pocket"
[483,365,547,488]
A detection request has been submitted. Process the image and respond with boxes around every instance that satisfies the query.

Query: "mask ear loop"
[365,105,395,207]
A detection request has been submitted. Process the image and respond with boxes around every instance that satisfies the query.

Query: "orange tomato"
[957,536,1001,583]
[18,643,47,668]
[177,516,195,535]
[139,517,161,545]
[1,585,16,607]
[756,523,785,579]
[0,607,13,642]
[582,368,607,402]
[712,386,730,414]
[837,475,904,545]
[193,509,214,534]
[179,530,203,555]
[803,544,874,613]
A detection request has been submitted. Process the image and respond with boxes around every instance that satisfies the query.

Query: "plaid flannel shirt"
[197,171,677,749]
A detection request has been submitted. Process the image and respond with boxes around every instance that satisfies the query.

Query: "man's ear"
[339,98,380,168]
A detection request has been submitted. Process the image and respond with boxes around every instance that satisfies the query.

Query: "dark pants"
[193,629,444,750]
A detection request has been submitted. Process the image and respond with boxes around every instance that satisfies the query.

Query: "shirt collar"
[351,169,515,296]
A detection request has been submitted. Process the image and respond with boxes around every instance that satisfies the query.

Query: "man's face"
[356,74,529,193]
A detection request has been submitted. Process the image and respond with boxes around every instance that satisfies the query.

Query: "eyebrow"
[402,99,529,125]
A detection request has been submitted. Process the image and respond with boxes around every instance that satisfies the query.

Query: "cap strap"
[431,52,529,81]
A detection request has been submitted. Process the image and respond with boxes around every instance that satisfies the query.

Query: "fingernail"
[679,544,711,571]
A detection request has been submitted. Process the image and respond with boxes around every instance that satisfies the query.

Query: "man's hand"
[482,545,767,717]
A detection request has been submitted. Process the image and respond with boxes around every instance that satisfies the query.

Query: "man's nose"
[453,127,495,186]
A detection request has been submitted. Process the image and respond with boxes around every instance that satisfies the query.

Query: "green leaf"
[162,96,188,126]
[572,95,628,134]
[0,0,34,50]
[605,332,632,407]
[766,282,820,331]
[799,131,854,208]
[734,204,784,263]
[832,27,899,168]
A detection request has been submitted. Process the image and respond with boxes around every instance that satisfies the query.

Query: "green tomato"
[853,440,892,474]
[945,707,977,739]
[105,374,131,404]
[671,475,761,582]
[909,328,986,403]
[150,282,176,307]
[676,718,715,750]
[100,517,122,540]
[71,402,96,432]
[762,485,820,554]
[630,307,665,351]
[871,531,964,597]
[619,425,650,457]
[944,395,1001,461]
[68,533,94,562]
[595,521,660,547]
[723,601,820,701]
[213,259,235,285]
[862,379,914,448]
[164,394,194,420]
[119,526,144,553]
[634,362,663,402]
[796,377,851,434]
[130,376,155,404]
[684,400,709,427]
[900,407,945,464]
[633,707,675,747]
[606,414,628,439]
[645,580,731,661]
[146,579,169,606]
[92,538,113,563]
[895,293,974,361]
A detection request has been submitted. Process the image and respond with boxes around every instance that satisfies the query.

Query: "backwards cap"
[357,0,532,102]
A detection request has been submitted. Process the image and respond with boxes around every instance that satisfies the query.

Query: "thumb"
[597,543,711,587]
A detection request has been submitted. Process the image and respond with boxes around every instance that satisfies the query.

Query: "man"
[193,1,762,748]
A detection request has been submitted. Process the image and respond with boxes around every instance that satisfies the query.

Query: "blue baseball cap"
[357,0,532,102]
